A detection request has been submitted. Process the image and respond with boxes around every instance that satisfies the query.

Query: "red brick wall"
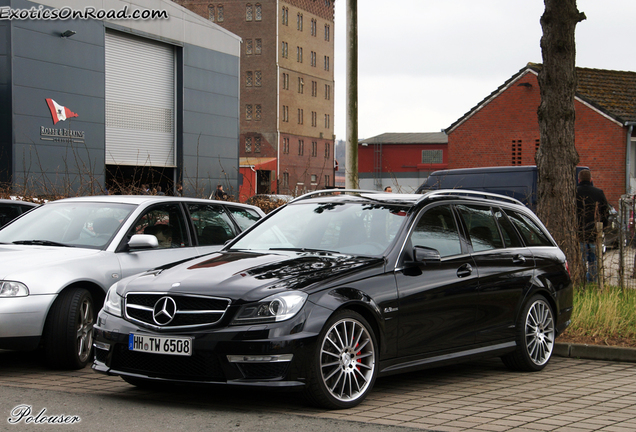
[358,144,448,173]
[448,70,627,206]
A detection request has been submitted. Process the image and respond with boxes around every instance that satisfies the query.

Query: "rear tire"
[502,295,555,372]
[44,288,95,370]
[304,310,378,409]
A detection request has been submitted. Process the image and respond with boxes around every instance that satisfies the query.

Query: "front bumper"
[0,294,56,349]
[92,307,328,388]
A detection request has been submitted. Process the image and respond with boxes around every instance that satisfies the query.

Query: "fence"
[598,194,636,288]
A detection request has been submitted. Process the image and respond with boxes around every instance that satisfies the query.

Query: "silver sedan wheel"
[525,298,555,366]
[76,297,94,363]
[320,317,375,403]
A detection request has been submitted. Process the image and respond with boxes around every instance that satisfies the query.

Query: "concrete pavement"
[1,346,636,432]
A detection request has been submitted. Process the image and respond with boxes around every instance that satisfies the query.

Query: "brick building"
[173,0,335,201]
[358,133,448,192]
[445,63,636,207]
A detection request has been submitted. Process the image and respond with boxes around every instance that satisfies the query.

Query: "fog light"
[227,354,293,363]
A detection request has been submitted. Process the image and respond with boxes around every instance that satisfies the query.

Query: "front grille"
[95,347,108,363]
[124,292,231,330]
[112,345,225,382]
[236,362,290,380]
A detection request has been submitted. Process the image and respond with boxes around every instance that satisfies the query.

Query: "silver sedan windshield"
[0,202,135,249]
[231,202,408,256]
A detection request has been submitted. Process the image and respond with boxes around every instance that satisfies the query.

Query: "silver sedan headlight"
[0,281,29,297]
[103,283,122,317]
[232,291,308,325]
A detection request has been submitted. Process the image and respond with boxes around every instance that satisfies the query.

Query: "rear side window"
[456,205,503,252]
[505,210,553,247]
[493,208,523,248]
[187,204,236,246]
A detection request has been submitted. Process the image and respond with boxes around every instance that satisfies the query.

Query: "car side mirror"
[128,234,159,250]
[413,246,441,264]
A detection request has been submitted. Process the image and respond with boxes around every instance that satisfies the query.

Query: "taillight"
[564,260,570,277]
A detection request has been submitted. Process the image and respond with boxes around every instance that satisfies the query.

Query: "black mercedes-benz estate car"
[93,190,573,409]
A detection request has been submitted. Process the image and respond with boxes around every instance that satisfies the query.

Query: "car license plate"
[129,333,192,356]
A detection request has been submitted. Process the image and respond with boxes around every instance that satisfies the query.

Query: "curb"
[554,342,636,363]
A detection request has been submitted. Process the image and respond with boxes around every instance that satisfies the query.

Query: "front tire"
[304,310,378,409]
[502,295,555,372]
[44,288,95,369]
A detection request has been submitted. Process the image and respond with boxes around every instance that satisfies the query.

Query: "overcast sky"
[333,0,636,141]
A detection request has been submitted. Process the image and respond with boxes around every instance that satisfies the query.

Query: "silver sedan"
[0,195,264,369]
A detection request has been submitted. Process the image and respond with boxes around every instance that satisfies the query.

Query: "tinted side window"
[187,204,236,246]
[494,208,523,248]
[456,205,503,252]
[505,210,553,247]
[411,205,461,257]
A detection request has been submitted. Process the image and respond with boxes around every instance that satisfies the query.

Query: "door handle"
[457,263,473,278]
[513,254,526,264]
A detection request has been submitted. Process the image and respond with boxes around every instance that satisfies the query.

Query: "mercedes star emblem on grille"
[153,296,177,325]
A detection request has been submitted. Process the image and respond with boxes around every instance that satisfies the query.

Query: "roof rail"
[422,189,524,206]
[290,189,381,203]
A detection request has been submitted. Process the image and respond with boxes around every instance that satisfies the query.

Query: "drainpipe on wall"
[626,122,636,195]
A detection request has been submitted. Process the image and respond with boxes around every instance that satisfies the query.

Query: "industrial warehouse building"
[0,0,242,197]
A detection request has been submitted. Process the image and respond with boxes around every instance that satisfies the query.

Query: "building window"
[535,139,540,155]
[325,174,330,187]
[217,5,224,22]
[311,174,317,184]
[245,136,252,153]
[311,80,317,97]
[324,56,330,71]
[255,38,262,55]
[311,18,317,36]
[298,77,304,93]
[282,105,289,122]
[246,3,253,21]
[324,114,330,129]
[246,104,253,121]
[296,46,303,63]
[298,140,304,156]
[246,71,253,87]
[254,70,262,86]
[512,140,522,165]
[208,5,215,21]
[282,172,289,187]
[282,73,289,90]
[255,104,262,121]
[310,51,316,67]
[254,135,261,152]
[324,24,330,41]
[283,137,290,154]
[325,142,330,159]
[311,111,317,127]
[281,41,288,58]
[298,108,304,124]
[282,6,288,25]
[246,39,253,55]
[297,13,303,31]
[421,149,443,164]
[312,141,318,157]
[255,3,262,21]
[325,84,331,100]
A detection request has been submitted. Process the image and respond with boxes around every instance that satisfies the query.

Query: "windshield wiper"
[271,247,341,255]
[13,240,72,247]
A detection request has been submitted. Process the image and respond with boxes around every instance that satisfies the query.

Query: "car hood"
[0,245,101,280]
[119,251,383,302]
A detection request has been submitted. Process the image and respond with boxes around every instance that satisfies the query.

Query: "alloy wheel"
[524,299,555,366]
[76,297,94,363]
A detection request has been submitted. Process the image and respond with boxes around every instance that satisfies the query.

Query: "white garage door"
[105,30,175,167]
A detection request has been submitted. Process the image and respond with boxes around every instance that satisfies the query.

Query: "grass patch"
[565,285,636,340]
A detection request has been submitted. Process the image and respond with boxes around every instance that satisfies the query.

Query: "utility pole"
[345,0,358,189]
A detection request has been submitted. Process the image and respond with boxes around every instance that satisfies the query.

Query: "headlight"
[232,291,308,325]
[0,281,29,297]
[102,283,122,317]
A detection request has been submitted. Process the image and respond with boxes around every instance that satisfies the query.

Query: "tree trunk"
[536,0,586,282]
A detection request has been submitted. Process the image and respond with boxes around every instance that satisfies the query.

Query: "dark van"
[415,165,589,209]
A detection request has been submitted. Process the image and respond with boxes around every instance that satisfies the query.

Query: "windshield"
[0,201,135,249]
[231,201,409,256]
